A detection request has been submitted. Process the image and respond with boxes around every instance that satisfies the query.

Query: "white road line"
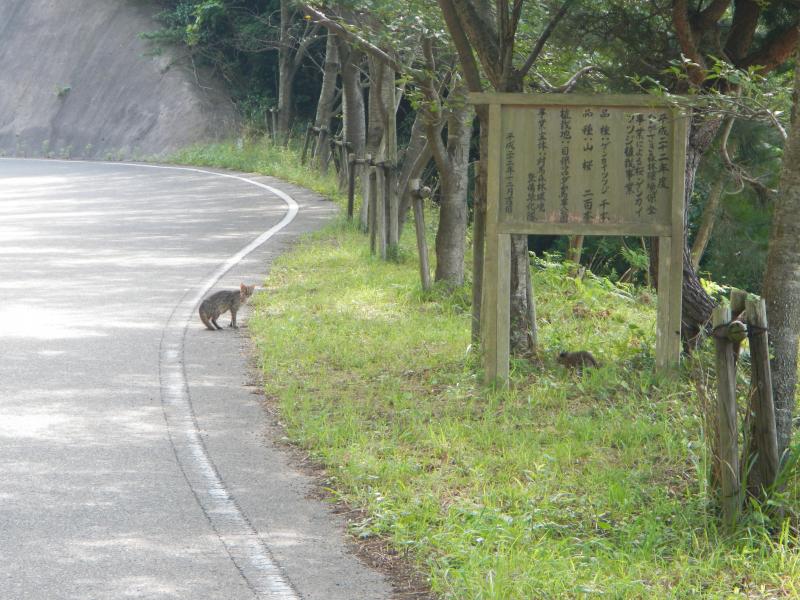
[155,166,300,599]
[1,159,301,599]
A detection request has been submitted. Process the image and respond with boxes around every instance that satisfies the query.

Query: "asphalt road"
[0,159,393,599]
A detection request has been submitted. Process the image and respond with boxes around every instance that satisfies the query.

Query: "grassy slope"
[170,142,799,599]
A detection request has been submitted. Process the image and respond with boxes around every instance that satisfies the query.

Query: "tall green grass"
[171,139,343,202]
[172,140,800,599]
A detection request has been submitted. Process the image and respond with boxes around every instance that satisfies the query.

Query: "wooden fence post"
[270,108,278,143]
[375,162,387,259]
[360,154,372,232]
[315,126,330,170]
[330,137,341,176]
[369,165,378,255]
[712,304,741,528]
[301,124,314,164]
[331,139,351,193]
[745,296,780,499]
[385,164,398,255]
[410,179,432,291]
[347,153,356,219]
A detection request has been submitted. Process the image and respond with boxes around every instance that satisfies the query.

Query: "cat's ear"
[240,283,246,292]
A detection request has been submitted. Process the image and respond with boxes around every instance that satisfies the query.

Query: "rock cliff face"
[0,1,236,159]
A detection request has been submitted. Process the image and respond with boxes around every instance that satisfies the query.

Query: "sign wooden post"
[471,94,688,382]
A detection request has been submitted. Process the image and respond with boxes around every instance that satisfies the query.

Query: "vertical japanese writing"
[634,114,645,217]
[624,113,635,207]
[581,107,594,222]
[559,108,572,222]
[599,108,611,222]
[497,103,675,229]
[535,108,547,217]
[526,172,536,220]
[657,112,670,191]
[625,113,645,217]
[504,131,515,214]
[646,114,658,216]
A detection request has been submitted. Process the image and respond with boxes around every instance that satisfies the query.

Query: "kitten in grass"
[198,283,256,331]
[556,350,599,371]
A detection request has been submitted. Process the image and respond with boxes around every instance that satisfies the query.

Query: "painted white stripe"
[152,167,300,598]
[1,159,300,598]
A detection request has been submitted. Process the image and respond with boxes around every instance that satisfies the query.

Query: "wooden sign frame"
[471,93,688,381]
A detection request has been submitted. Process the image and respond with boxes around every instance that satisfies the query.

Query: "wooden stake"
[375,163,387,259]
[745,296,780,498]
[386,165,399,254]
[347,153,356,219]
[410,179,432,291]
[713,304,741,528]
[301,124,314,164]
[369,166,378,255]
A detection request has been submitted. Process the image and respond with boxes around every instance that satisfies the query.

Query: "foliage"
[146,0,323,126]
[688,116,784,292]
[635,57,794,139]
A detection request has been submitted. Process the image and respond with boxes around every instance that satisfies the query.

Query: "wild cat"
[198,283,256,331]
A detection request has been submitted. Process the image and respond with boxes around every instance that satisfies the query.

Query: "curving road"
[0,159,392,599]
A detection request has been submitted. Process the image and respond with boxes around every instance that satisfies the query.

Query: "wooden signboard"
[471,93,688,381]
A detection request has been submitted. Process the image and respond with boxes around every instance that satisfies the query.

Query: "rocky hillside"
[0,1,236,159]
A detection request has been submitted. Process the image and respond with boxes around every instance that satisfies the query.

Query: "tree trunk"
[505,82,535,355]
[314,32,339,174]
[380,63,399,255]
[337,40,366,226]
[366,55,399,255]
[681,116,722,348]
[276,0,295,144]
[276,62,294,144]
[762,53,800,460]
[434,102,473,286]
[397,111,433,235]
[567,235,584,264]
[473,104,534,354]
[690,176,724,270]
[510,234,534,352]
[366,56,387,162]
[472,108,488,343]
[651,112,720,349]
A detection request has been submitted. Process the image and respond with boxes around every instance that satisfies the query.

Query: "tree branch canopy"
[301,4,421,79]
[725,0,761,63]
[694,0,731,30]
[518,0,574,81]
[447,0,503,87]
[672,0,707,85]
[436,0,484,93]
[739,25,800,73]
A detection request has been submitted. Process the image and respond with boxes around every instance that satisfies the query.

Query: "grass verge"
[172,140,800,599]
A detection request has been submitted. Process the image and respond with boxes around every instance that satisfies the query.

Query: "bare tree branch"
[531,65,599,93]
[724,0,760,62]
[695,0,731,29]
[436,0,484,93]
[738,24,800,73]
[719,116,777,201]
[301,4,420,78]
[421,37,449,170]
[554,65,599,92]
[672,0,708,85]
[447,0,502,86]
[517,0,575,81]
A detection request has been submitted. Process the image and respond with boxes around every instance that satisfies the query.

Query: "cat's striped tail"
[198,306,216,331]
